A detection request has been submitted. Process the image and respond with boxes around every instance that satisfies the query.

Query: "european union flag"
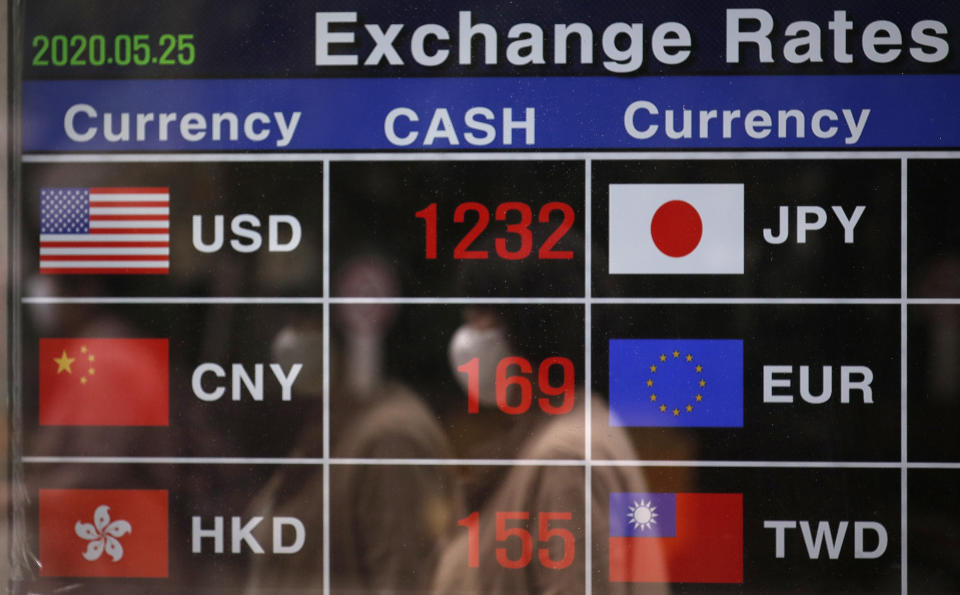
[609,339,743,428]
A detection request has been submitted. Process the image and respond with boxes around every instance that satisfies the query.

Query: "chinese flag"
[39,489,169,578]
[39,338,169,426]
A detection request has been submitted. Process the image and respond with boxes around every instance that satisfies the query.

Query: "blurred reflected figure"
[432,301,668,594]
[918,257,960,403]
[246,255,462,594]
[432,405,667,594]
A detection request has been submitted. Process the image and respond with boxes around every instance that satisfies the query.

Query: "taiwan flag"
[39,489,169,578]
[39,338,169,426]
[608,184,743,274]
[609,492,743,583]
[609,338,743,428]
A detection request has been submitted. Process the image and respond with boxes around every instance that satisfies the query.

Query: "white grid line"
[21,296,586,304]
[322,159,331,595]
[592,297,903,304]
[588,460,911,469]
[904,462,960,469]
[900,157,909,595]
[21,296,929,305]
[21,150,960,163]
[23,456,960,468]
[19,456,585,466]
[584,159,593,595]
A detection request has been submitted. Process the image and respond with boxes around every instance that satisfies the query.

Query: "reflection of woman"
[245,256,462,594]
[432,306,668,594]
[245,379,460,594]
[431,240,669,594]
[328,385,461,593]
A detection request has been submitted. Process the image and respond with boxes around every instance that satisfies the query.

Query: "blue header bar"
[22,75,960,151]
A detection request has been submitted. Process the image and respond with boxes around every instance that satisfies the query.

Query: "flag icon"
[609,492,743,583]
[609,339,743,428]
[608,184,743,274]
[39,338,169,426]
[39,489,169,578]
[40,187,170,274]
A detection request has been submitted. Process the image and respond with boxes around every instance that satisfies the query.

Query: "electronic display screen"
[6,1,960,593]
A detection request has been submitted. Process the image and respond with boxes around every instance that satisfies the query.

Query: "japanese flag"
[608,184,744,274]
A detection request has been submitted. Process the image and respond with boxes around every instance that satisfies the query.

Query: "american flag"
[40,187,170,274]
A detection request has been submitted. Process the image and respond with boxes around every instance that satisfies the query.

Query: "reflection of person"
[245,382,459,594]
[443,305,557,470]
[427,234,668,594]
[245,255,462,594]
[432,303,667,594]
[328,388,461,594]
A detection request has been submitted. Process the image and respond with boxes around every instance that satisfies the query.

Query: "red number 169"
[457,356,576,415]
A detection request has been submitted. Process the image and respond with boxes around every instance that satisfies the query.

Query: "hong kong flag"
[39,489,169,578]
[39,338,169,426]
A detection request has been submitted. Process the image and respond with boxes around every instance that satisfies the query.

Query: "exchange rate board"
[7,1,960,593]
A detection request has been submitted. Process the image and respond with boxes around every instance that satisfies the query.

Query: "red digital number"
[496,512,533,569]
[458,357,481,414]
[453,202,490,259]
[538,202,575,260]
[457,511,575,571]
[416,201,575,261]
[495,202,533,260]
[538,512,575,570]
[457,356,576,415]
[414,203,438,259]
[538,356,576,415]
[496,356,534,415]
[458,511,480,568]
